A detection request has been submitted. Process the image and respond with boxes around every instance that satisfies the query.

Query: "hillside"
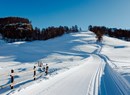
[0,31,130,95]
[0,17,79,42]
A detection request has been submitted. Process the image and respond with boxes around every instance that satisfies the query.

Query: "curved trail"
[95,43,130,95]
[12,55,104,95]
[98,54,130,95]
[10,32,130,95]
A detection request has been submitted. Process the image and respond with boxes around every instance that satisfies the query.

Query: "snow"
[0,31,130,95]
[10,55,104,95]
[101,36,130,87]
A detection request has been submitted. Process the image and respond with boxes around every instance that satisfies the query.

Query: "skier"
[10,69,14,89]
[45,64,49,75]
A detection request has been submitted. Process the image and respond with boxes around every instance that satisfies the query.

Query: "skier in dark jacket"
[10,69,14,89]
[45,64,49,75]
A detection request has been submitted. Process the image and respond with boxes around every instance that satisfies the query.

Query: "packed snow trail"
[98,54,130,95]
[93,43,130,95]
[11,55,104,95]
[2,31,130,95]
[92,42,130,95]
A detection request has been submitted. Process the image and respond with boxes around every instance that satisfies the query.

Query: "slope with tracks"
[3,31,130,95]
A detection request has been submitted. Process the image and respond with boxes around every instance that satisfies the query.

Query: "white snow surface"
[0,31,130,95]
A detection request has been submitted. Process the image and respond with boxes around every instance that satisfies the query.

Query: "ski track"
[1,31,130,95]
[94,43,130,95]
[11,54,104,95]
[98,54,130,95]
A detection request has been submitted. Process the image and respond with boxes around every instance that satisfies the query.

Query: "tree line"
[0,17,80,42]
[88,25,130,41]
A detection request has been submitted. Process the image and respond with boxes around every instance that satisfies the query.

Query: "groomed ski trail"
[94,43,130,95]
[10,32,130,95]
[98,54,130,95]
[11,55,104,95]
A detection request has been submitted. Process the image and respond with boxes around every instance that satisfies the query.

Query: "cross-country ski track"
[11,45,130,95]
[10,54,103,95]
[1,31,130,95]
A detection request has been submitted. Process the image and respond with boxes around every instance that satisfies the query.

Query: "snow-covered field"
[0,31,130,95]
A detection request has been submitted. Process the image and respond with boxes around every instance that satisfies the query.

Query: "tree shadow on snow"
[0,33,92,63]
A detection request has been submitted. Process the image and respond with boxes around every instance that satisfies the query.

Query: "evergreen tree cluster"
[31,25,79,41]
[88,25,130,41]
[0,17,79,42]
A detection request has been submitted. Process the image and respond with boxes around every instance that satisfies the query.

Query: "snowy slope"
[11,55,104,95]
[101,36,130,83]
[0,31,130,95]
[0,32,99,94]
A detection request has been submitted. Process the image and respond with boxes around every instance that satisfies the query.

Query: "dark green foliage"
[88,25,105,42]
[88,25,130,41]
[0,17,80,42]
